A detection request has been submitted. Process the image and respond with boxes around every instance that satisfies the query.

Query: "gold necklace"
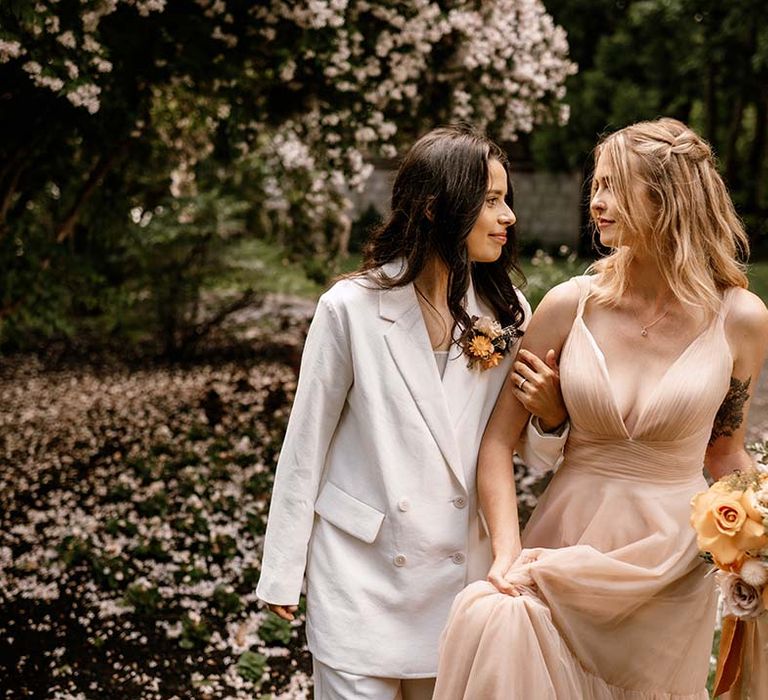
[629,291,672,337]
[414,284,450,349]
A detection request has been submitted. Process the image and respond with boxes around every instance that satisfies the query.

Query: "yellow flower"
[481,352,503,370]
[469,335,494,359]
[691,481,768,566]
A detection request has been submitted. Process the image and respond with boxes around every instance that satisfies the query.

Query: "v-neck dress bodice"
[434,276,736,700]
[560,276,733,482]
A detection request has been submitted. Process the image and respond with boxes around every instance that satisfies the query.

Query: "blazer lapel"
[381,283,467,491]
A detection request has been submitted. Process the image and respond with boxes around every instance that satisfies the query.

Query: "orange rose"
[713,499,747,535]
[690,482,768,566]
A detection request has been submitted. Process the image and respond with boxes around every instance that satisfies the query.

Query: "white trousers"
[313,659,436,700]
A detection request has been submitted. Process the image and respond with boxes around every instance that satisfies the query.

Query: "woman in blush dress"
[433,118,768,699]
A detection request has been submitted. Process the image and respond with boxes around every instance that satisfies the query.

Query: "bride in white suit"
[256,124,569,699]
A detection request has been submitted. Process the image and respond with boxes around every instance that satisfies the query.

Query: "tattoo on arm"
[709,376,751,444]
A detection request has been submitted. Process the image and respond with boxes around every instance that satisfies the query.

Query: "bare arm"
[705,290,768,481]
[480,280,580,593]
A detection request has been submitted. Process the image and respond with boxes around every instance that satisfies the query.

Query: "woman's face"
[590,153,621,248]
[466,159,516,263]
[591,151,654,249]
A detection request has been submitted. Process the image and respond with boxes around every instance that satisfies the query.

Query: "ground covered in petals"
[1,312,314,699]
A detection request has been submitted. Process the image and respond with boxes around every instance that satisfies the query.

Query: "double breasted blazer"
[256,262,566,677]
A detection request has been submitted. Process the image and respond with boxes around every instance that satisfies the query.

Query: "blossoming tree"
[0,0,575,348]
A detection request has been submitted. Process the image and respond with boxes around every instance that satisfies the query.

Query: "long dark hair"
[361,123,527,341]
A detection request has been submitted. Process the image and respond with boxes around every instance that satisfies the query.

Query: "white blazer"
[256,262,567,677]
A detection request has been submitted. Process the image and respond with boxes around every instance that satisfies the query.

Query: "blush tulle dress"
[433,276,736,700]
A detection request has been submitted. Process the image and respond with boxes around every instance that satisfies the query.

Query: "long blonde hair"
[589,117,748,315]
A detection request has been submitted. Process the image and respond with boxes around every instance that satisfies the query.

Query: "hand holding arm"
[511,348,568,432]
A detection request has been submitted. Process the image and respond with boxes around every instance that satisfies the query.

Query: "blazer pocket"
[314,481,385,544]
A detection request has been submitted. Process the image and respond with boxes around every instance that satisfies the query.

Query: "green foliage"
[0,0,575,353]
[122,190,254,357]
[179,613,212,650]
[259,613,293,645]
[212,585,243,617]
[531,0,768,247]
[236,650,267,683]
[125,582,162,617]
[91,554,131,590]
[747,262,768,302]
[132,536,171,562]
[521,248,590,309]
[57,536,92,568]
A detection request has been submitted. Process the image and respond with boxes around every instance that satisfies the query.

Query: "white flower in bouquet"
[752,483,768,522]
[739,558,768,588]
[717,571,766,619]
[473,316,503,339]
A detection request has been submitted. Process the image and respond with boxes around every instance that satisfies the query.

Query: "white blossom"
[57,30,77,49]
[66,83,102,113]
[0,39,24,63]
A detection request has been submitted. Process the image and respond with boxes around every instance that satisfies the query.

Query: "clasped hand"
[510,348,567,431]
[486,551,539,596]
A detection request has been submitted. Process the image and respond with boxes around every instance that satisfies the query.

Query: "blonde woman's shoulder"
[536,276,585,313]
[724,287,768,347]
[519,277,585,356]
[525,277,584,337]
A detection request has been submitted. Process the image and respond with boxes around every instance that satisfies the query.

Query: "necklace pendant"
[641,328,648,337]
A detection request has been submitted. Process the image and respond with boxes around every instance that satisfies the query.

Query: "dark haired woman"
[256,124,568,699]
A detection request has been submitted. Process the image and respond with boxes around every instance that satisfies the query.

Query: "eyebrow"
[487,188,506,195]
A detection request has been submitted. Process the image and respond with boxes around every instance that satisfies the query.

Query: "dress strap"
[717,286,739,322]
[573,275,593,319]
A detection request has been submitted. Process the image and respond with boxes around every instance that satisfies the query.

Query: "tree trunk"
[54,139,132,244]
[705,61,718,150]
[724,94,745,187]
[0,166,23,233]
[746,92,767,212]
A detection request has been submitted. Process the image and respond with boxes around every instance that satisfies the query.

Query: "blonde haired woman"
[433,118,768,699]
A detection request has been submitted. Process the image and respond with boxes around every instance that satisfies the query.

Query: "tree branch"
[177,288,260,355]
[54,138,132,244]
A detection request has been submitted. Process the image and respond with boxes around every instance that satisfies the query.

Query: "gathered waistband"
[562,430,708,484]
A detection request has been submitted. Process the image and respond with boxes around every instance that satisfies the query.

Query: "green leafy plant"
[179,613,212,650]
[124,582,162,616]
[259,613,292,645]
[236,650,267,683]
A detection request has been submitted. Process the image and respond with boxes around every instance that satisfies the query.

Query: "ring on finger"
[519,377,528,390]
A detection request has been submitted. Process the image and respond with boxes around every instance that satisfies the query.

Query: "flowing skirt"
[433,465,718,699]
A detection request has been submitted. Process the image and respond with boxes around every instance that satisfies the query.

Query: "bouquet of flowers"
[463,315,522,371]
[690,471,768,618]
[690,471,768,695]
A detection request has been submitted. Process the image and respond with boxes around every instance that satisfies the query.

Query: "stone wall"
[347,166,583,249]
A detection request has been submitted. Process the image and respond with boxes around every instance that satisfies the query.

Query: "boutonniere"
[463,315,523,371]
